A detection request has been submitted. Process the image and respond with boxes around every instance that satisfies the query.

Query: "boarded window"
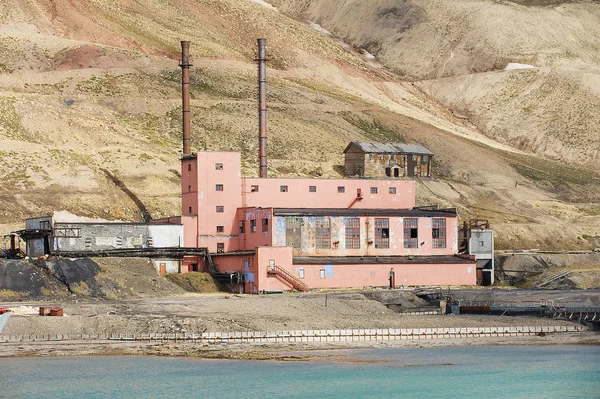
[216,184,223,191]
[337,186,345,193]
[216,206,224,213]
[315,218,331,249]
[215,163,223,170]
[345,218,360,249]
[370,187,378,194]
[286,217,303,250]
[262,218,269,232]
[309,185,317,192]
[216,243,224,253]
[375,218,390,249]
[404,218,418,248]
[239,220,245,234]
[280,185,288,192]
[389,187,396,194]
[216,226,224,233]
[432,218,446,248]
[250,219,257,233]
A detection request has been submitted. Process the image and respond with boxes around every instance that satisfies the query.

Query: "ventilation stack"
[257,38,268,177]
[180,41,192,156]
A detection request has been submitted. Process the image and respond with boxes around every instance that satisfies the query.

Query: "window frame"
[216,206,224,213]
[315,218,331,249]
[403,217,418,248]
[389,187,397,194]
[370,187,378,194]
[337,186,345,193]
[280,185,288,192]
[215,184,223,191]
[262,218,269,232]
[216,225,224,233]
[432,218,446,248]
[309,185,317,193]
[374,218,390,249]
[345,217,361,249]
[215,163,223,170]
[250,219,257,233]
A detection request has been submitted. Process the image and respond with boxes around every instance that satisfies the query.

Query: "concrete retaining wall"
[0,325,585,343]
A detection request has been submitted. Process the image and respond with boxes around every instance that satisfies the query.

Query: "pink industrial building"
[168,152,476,292]
[157,40,477,293]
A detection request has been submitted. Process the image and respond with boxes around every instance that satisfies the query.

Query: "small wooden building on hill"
[344,142,433,178]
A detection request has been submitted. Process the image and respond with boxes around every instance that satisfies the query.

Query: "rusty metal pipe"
[180,41,192,156]
[257,38,267,177]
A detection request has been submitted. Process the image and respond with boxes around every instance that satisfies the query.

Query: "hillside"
[0,0,599,250]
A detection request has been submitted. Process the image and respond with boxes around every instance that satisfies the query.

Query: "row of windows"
[263,185,398,194]
[188,163,225,172]
[296,268,327,280]
[285,217,447,249]
[367,154,429,162]
[238,218,269,234]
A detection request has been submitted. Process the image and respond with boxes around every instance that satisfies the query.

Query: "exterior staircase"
[267,265,309,292]
[536,270,569,288]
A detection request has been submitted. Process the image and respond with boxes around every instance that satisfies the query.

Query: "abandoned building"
[8,39,492,293]
[344,142,433,178]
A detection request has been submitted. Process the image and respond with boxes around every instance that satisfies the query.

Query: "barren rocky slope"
[0,0,599,250]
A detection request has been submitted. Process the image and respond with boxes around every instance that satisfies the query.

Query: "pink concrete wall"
[254,246,295,292]
[286,262,476,289]
[237,208,273,251]
[243,178,415,209]
[194,152,243,253]
[271,216,458,256]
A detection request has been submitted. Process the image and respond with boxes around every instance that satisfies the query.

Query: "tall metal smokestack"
[257,38,268,178]
[180,41,192,156]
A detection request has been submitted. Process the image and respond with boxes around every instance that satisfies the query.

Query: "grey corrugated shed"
[344,142,433,155]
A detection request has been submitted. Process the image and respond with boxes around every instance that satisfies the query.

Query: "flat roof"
[273,208,457,217]
[293,255,474,265]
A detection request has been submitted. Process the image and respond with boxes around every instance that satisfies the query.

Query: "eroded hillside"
[0,0,599,250]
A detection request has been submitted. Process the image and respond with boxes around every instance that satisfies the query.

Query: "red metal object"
[39,307,63,316]
[180,41,192,156]
[0,308,10,315]
[257,38,268,178]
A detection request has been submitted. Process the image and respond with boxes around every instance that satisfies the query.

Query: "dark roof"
[273,208,457,217]
[293,255,474,265]
[344,142,433,155]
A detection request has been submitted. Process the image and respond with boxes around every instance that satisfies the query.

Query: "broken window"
[188,164,192,172]
[188,185,191,192]
[404,218,418,248]
[337,186,345,193]
[215,163,223,170]
[375,218,390,249]
[216,226,224,233]
[368,154,373,160]
[345,217,360,249]
[250,219,257,233]
[280,185,288,192]
[53,228,81,238]
[216,206,224,213]
[251,185,259,192]
[216,243,224,253]
[239,220,245,234]
[309,185,317,192]
[189,206,193,214]
[432,218,446,248]
[216,184,223,191]
[262,218,269,232]
[315,218,331,249]
[389,187,397,194]
[370,187,378,194]
[285,217,303,250]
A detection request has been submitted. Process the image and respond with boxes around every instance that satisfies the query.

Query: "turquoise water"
[1,345,599,398]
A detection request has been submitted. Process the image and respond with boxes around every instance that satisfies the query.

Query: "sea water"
[1,345,598,398]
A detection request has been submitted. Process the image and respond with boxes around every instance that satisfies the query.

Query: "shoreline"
[1,331,598,360]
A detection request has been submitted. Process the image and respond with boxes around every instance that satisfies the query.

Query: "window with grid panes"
[345,218,361,249]
[286,217,303,249]
[432,218,446,248]
[315,218,331,249]
[403,218,418,248]
[374,218,390,248]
